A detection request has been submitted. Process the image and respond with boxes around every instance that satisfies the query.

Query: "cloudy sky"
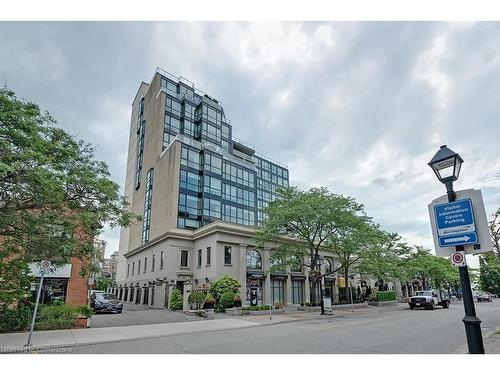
[1,22,499,260]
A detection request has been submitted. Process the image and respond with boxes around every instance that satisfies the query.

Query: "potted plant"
[233,295,242,307]
[203,292,216,310]
[76,305,94,328]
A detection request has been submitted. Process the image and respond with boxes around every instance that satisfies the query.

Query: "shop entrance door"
[250,288,258,306]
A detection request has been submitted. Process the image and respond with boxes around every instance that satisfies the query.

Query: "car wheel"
[444,301,449,308]
[409,305,414,310]
[430,301,435,310]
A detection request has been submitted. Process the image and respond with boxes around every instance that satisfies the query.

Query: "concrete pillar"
[167,282,175,309]
[140,286,146,305]
[286,274,292,305]
[304,269,311,304]
[263,248,271,306]
[238,244,248,306]
[183,281,193,311]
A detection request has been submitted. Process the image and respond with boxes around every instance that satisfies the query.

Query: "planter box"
[75,317,90,328]
[242,308,284,315]
[368,300,399,307]
[332,302,369,310]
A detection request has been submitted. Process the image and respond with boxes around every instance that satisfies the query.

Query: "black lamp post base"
[462,315,485,354]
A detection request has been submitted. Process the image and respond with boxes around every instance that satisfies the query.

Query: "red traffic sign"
[40,260,51,273]
[451,251,466,267]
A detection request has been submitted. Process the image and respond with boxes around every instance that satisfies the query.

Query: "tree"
[96,278,112,292]
[0,89,138,307]
[478,252,500,295]
[490,208,500,262]
[256,186,379,306]
[355,232,412,289]
[402,247,459,290]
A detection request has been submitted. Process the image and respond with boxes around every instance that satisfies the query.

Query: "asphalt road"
[73,300,500,354]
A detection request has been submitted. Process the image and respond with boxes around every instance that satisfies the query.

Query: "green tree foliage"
[0,89,138,306]
[169,288,183,310]
[257,186,383,303]
[96,278,112,292]
[355,232,411,288]
[401,247,459,289]
[479,252,500,295]
[209,275,241,301]
[490,208,500,262]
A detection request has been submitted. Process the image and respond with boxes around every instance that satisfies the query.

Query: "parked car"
[477,293,493,302]
[90,292,123,313]
[408,289,450,310]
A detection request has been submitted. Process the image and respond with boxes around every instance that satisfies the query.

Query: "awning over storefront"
[28,263,72,278]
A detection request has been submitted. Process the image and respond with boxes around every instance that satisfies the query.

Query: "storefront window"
[292,280,304,304]
[271,279,285,305]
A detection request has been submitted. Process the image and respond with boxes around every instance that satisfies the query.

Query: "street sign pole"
[446,182,484,354]
[25,272,44,347]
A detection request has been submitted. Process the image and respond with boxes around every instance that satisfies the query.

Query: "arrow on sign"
[443,235,471,244]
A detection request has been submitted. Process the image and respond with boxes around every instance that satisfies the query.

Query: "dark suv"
[90,293,123,313]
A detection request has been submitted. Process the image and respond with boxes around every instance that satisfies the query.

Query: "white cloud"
[1,21,499,258]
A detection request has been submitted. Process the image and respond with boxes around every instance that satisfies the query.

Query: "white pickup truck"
[408,290,450,310]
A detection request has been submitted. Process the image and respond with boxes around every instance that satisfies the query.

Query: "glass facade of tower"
[158,73,288,230]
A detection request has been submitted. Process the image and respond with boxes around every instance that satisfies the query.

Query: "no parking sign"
[451,251,466,268]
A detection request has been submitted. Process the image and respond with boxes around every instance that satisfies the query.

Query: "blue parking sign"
[434,198,478,247]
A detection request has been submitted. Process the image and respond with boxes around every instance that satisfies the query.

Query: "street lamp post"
[428,145,485,354]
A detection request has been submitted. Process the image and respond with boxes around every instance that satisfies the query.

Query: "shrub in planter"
[203,292,216,309]
[209,275,241,301]
[375,291,397,302]
[233,295,242,307]
[169,288,183,310]
[77,305,94,318]
[274,303,284,309]
[35,304,80,331]
[188,291,207,310]
[242,306,271,311]
[217,291,235,312]
[0,304,33,332]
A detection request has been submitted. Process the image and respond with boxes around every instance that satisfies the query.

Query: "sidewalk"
[484,331,500,354]
[0,318,258,351]
[0,303,409,352]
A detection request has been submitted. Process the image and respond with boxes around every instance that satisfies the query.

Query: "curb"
[451,326,500,354]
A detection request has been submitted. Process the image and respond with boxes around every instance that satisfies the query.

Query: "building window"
[138,260,141,275]
[179,193,201,217]
[142,168,154,244]
[203,198,221,219]
[203,175,222,196]
[224,246,232,265]
[160,251,164,269]
[246,249,262,270]
[144,257,147,273]
[181,146,200,170]
[127,264,130,277]
[152,254,155,271]
[181,250,189,267]
[203,153,222,175]
[132,262,135,276]
[206,247,211,266]
[198,249,202,267]
[324,258,333,274]
[271,279,285,305]
[292,280,304,304]
[180,170,201,193]
[135,97,145,190]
